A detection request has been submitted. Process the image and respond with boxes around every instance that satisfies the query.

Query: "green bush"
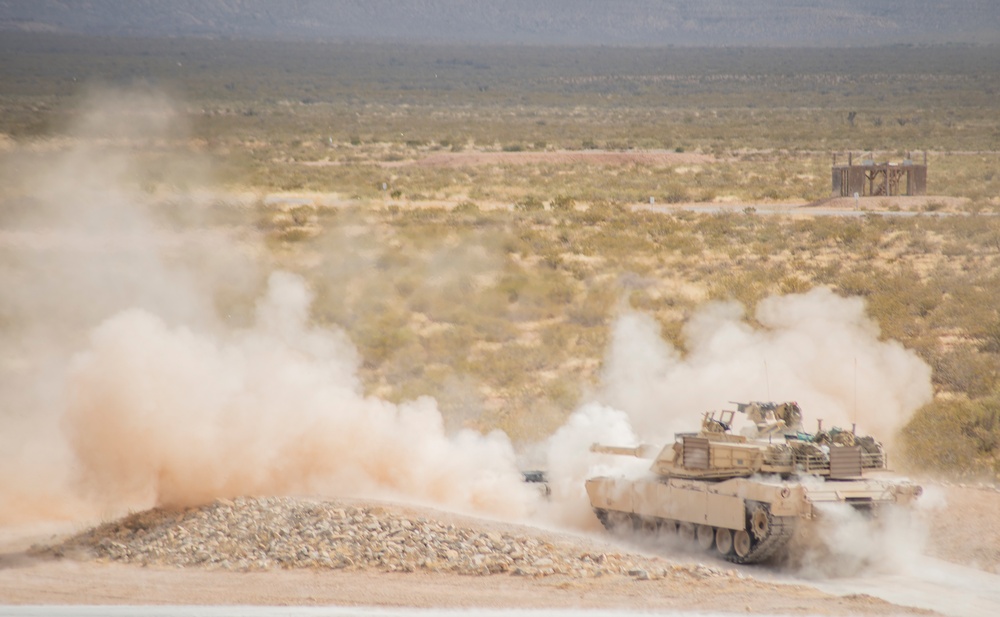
[514,196,545,212]
[901,395,1000,477]
[567,285,616,327]
[452,200,480,213]
[550,195,576,211]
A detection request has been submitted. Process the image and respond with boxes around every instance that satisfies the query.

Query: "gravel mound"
[41,496,744,581]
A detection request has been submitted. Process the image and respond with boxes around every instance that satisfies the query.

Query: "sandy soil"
[923,484,1000,573]
[805,196,971,212]
[0,554,903,613]
[635,195,972,217]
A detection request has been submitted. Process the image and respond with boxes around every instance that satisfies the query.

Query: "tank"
[585,401,922,564]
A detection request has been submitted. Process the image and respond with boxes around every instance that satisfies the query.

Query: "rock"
[43,496,694,583]
[485,532,502,545]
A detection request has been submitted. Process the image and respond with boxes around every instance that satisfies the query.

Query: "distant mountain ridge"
[1,0,997,46]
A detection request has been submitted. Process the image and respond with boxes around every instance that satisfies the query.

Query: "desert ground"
[0,482,997,615]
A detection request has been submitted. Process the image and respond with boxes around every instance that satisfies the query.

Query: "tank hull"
[586,473,920,564]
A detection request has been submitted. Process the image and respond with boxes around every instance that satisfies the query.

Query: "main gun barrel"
[589,443,659,458]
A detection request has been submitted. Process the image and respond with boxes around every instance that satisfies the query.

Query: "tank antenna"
[853,357,858,426]
[764,359,770,401]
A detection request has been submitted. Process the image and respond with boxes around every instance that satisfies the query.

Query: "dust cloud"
[593,290,933,443]
[541,403,649,530]
[788,501,929,578]
[0,87,229,523]
[1,87,935,558]
[63,271,534,515]
[0,88,536,523]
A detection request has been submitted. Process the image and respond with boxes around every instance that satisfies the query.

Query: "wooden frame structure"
[832,152,927,197]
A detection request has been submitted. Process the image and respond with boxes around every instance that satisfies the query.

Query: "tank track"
[592,503,797,565]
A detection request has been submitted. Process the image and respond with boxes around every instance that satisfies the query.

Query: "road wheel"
[605,510,631,531]
[696,524,715,551]
[715,528,733,555]
[734,529,752,559]
[640,517,660,533]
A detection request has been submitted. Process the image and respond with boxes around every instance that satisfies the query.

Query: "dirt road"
[807,557,1000,617]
